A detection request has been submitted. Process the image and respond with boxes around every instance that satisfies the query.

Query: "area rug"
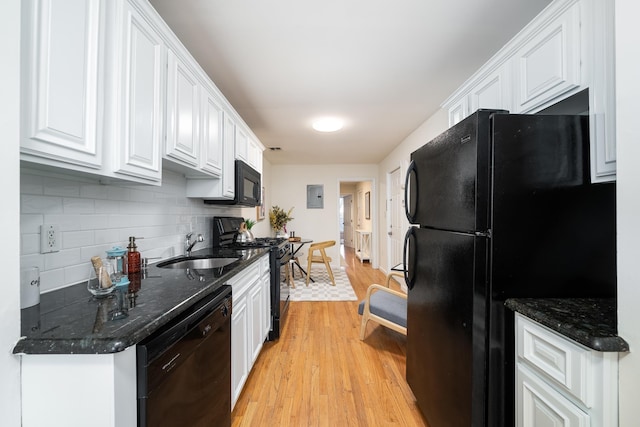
[288,266,357,301]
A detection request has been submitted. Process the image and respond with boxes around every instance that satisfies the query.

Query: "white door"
[343,195,354,248]
[388,167,404,269]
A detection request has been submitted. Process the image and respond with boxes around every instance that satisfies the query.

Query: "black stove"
[212,217,291,340]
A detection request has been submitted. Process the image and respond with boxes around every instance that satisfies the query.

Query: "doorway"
[386,166,405,272]
[341,195,353,247]
[339,179,375,267]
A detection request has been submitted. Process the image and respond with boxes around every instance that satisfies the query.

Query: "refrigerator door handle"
[404,160,417,224]
[403,227,416,290]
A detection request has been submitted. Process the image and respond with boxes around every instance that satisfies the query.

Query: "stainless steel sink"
[156,256,241,269]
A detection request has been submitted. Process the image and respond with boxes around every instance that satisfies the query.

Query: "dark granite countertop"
[13,247,269,355]
[505,298,629,352]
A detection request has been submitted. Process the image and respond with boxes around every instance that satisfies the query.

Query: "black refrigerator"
[403,109,616,427]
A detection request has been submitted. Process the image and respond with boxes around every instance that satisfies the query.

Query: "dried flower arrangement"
[269,206,294,233]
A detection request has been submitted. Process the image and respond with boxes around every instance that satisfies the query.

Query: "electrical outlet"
[40,224,60,254]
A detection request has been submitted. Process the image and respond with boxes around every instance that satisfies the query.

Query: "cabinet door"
[448,97,468,126]
[247,137,263,173]
[514,3,581,113]
[112,0,164,182]
[200,88,224,176]
[469,64,512,113]
[249,281,264,364]
[235,126,249,161]
[222,114,236,198]
[517,365,590,427]
[587,0,616,183]
[21,0,102,169]
[262,271,271,337]
[165,50,200,167]
[231,294,249,409]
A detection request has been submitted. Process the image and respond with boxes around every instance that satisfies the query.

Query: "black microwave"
[204,160,261,206]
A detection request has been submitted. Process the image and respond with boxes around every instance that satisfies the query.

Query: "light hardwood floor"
[231,246,429,426]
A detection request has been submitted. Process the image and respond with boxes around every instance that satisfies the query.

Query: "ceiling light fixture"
[312,117,344,133]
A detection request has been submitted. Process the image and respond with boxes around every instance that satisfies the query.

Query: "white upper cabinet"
[235,126,249,162]
[22,0,165,184]
[200,85,224,177]
[21,0,265,186]
[235,123,263,173]
[584,0,616,182]
[165,50,200,168]
[185,110,235,199]
[443,0,616,182]
[446,63,511,126]
[513,2,581,113]
[248,137,263,173]
[469,64,512,114]
[222,114,236,198]
[447,98,468,127]
[21,0,103,169]
[106,0,165,183]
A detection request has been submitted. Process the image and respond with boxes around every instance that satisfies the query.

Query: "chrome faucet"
[185,232,204,256]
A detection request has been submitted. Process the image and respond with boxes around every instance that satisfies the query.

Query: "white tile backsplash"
[21,168,241,292]
[43,177,81,197]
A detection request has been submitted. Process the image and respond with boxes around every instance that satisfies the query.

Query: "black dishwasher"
[137,285,232,427]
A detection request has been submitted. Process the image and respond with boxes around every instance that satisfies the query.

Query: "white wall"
[270,164,378,267]
[376,109,449,273]
[1,1,22,425]
[615,0,640,424]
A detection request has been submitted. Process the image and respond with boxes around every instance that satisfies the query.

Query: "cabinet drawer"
[516,314,592,408]
[228,262,260,298]
[517,364,590,427]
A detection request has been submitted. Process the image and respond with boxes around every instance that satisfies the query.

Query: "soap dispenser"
[127,236,141,273]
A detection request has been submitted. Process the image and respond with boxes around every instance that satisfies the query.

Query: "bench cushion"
[358,291,407,328]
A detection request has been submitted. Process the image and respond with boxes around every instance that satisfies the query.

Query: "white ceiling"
[149,0,553,165]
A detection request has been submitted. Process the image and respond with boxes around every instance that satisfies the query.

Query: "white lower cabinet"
[231,291,249,408]
[260,256,271,338]
[229,255,270,409]
[517,364,589,427]
[515,314,619,427]
[20,346,138,427]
